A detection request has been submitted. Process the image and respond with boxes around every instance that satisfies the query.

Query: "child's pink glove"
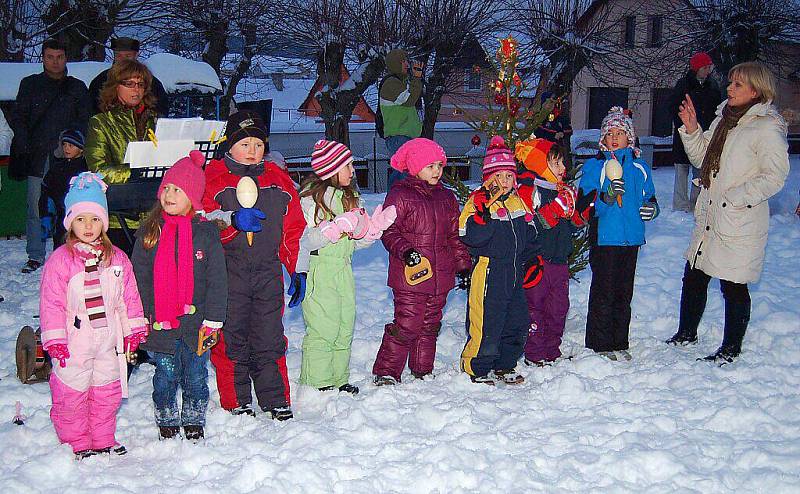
[47,343,70,368]
[124,332,148,353]
[364,205,397,241]
[318,209,370,243]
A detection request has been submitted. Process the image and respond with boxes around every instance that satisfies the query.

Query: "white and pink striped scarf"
[75,241,108,329]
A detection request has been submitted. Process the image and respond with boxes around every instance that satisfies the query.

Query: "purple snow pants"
[372,289,448,381]
[524,261,570,362]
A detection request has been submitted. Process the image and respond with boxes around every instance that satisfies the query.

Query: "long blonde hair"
[139,200,197,250]
[299,173,360,225]
[65,231,114,266]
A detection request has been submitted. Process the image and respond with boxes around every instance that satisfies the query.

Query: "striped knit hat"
[482,135,517,181]
[311,140,353,180]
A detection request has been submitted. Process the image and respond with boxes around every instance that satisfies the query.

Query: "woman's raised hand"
[678,94,699,133]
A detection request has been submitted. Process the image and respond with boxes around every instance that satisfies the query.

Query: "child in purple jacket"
[372,138,471,385]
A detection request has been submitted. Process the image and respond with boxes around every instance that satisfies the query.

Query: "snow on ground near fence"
[0,161,798,492]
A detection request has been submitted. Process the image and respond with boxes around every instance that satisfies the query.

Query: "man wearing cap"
[11,38,90,273]
[670,52,721,212]
[88,37,170,116]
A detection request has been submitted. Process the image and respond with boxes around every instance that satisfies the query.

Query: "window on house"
[623,16,636,47]
[649,16,663,47]
[466,69,481,91]
[588,87,629,129]
[651,88,673,137]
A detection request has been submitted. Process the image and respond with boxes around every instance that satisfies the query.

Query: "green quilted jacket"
[84,107,156,184]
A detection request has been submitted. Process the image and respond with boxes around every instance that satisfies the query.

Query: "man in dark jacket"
[11,38,90,273]
[670,52,721,212]
[88,37,170,116]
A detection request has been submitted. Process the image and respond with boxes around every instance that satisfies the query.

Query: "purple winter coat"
[382,177,471,295]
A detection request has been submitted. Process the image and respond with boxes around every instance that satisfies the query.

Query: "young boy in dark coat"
[40,129,88,249]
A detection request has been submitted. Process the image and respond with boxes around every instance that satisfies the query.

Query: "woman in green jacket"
[84,59,158,252]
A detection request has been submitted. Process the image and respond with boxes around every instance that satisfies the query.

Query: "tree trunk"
[195,14,229,115]
[315,41,385,147]
[220,23,255,118]
[421,52,455,139]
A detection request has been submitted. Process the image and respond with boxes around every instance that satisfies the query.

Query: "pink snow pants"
[49,326,122,452]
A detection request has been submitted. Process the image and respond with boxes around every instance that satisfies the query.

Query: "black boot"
[700,287,750,365]
[338,383,359,395]
[159,426,180,440]
[184,425,204,441]
[670,265,708,345]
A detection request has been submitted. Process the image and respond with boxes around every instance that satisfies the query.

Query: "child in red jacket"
[202,111,305,420]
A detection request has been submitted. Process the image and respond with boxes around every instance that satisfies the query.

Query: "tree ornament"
[471,134,481,146]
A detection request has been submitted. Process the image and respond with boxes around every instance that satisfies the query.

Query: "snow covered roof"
[235,77,316,110]
[0,54,221,101]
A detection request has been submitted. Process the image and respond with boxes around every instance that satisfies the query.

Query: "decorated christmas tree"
[444,35,589,280]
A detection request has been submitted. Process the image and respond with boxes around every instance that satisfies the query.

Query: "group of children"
[37,105,658,458]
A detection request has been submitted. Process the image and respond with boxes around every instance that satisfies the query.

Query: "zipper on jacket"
[503,197,519,288]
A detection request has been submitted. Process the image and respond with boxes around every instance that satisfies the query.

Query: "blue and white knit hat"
[63,172,109,232]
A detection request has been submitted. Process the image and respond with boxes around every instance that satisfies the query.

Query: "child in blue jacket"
[579,107,658,360]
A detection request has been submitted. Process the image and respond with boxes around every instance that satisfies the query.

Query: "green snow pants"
[299,254,356,387]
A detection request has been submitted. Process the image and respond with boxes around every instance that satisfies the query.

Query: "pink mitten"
[332,209,370,239]
[47,343,70,368]
[124,332,148,353]
[554,184,576,218]
[318,220,344,243]
[347,208,370,240]
[365,204,398,240]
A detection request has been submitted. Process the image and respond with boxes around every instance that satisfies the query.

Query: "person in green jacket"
[380,49,423,188]
[84,59,158,253]
[295,140,397,395]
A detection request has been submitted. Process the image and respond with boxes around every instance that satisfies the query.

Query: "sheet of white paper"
[154,118,227,141]
[123,140,197,168]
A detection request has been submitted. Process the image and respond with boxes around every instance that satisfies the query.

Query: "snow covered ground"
[1,161,798,492]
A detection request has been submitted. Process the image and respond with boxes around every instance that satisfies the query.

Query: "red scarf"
[153,212,194,329]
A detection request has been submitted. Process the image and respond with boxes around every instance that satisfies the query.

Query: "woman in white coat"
[666,61,789,363]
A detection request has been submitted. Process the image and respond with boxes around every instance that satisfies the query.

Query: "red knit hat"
[390,138,447,177]
[159,150,206,211]
[690,52,713,72]
[482,135,517,181]
[312,140,353,180]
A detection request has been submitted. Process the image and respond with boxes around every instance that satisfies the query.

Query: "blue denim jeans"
[152,339,210,427]
[26,176,45,262]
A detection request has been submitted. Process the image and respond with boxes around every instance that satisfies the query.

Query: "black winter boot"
[184,425,204,441]
[159,426,181,440]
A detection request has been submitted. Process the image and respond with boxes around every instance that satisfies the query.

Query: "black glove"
[639,201,659,221]
[287,272,307,308]
[403,249,422,267]
[456,270,471,290]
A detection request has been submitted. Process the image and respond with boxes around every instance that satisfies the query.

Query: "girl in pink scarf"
[132,151,227,441]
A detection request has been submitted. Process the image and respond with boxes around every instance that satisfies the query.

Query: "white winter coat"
[679,100,789,284]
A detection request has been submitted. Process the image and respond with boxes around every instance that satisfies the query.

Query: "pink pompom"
[487,135,506,150]
[524,212,533,222]
[497,207,508,218]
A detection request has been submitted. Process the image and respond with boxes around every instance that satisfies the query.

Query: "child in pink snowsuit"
[39,172,147,459]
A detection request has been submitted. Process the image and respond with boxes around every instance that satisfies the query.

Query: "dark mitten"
[456,270,471,291]
[523,255,545,289]
[287,272,307,308]
[639,199,660,221]
[573,189,597,226]
[403,249,422,267]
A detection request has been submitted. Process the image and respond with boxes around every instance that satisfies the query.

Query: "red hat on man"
[690,52,713,73]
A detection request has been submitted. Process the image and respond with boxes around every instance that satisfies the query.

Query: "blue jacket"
[579,148,656,247]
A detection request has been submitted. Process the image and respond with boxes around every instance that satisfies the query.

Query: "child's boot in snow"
[230,404,256,417]
[184,425,204,441]
[374,375,398,386]
[268,406,293,421]
[338,383,359,395]
[159,426,180,440]
[493,369,525,385]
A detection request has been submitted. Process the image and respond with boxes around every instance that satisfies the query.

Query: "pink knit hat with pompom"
[482,135,517,181]
[390,138,447,177]
[159,150,207,211]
